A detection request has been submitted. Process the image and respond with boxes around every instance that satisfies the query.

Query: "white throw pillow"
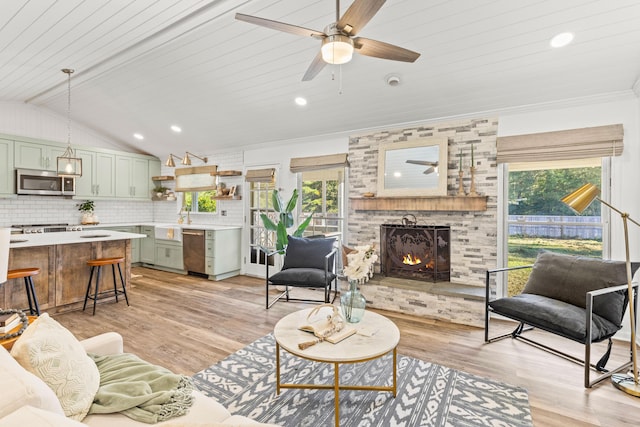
[10,313,100,421]
[0,405,86,427]
[0,346,64,418]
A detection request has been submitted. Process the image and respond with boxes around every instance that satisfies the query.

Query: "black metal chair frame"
[485,265,639,388]
[263,247,338,309]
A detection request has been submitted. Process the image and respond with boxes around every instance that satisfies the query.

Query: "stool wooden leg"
[83,266,95,312]
[117,264,129,306]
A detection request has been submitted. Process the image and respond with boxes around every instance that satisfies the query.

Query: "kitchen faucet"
[187,210,192,224]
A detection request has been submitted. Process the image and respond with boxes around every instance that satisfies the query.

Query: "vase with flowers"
[341,244,378,323]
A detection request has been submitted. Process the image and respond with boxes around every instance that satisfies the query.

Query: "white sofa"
[0,320,278,427]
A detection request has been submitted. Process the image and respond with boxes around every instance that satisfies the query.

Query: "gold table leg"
[276,342,281,395]
[334,362,340,426]
[276,346,398,427]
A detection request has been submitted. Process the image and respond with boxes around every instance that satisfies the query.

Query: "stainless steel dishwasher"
[182,229,206,275]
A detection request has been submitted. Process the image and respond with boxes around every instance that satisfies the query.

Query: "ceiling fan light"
[321,35,354,65]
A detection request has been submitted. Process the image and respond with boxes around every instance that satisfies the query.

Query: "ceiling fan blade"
[302,51,327,81]
[353,37,420,62]
[235,13,325,38]
[406,160,438,166]
[337,0,386,36]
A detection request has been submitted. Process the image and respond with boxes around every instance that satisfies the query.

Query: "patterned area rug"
[193,335,532,427]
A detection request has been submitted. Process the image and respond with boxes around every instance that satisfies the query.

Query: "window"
[505,158,604,296]
[249,180,276,267]
[299,169,344,236]
[183,191,217,213]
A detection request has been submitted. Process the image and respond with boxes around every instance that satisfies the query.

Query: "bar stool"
[83,257,129,315]
[7,267,41,315]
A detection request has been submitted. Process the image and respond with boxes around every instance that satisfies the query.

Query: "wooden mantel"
[350,196,488,211]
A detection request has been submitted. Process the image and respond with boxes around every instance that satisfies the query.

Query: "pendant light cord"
[62,68,74,148]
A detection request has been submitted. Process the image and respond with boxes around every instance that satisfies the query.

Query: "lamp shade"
[0,228,10,284]
[321,35,354,64]
[561,183,600,214]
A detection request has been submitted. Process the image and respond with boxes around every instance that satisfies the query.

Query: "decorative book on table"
[0,312,19,327]
[299,305,357,344]
[0,316,21,334]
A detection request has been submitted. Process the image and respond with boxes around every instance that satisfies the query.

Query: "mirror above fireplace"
[377,137,448,197]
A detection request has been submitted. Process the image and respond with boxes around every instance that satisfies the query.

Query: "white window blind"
[496,124,623,163]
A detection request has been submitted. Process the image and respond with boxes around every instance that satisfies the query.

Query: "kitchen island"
[4,230,144,314]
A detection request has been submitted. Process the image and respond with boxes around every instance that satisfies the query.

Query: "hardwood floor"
[53,267,640,426]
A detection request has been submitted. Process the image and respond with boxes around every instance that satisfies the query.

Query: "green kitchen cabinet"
[14,140,68,171]
[0,139,14,196]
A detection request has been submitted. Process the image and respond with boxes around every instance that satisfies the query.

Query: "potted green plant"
[77,200,97,224]
[260,189,312,253]
[153,186,169,198]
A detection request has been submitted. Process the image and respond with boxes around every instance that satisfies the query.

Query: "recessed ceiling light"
[550,32,574,48]
[295,97,307,106]
[170,125,182,133]
[133,133,144,140]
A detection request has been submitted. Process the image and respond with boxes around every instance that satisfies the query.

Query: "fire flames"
[402,253,435,269]
[402,253,422,265]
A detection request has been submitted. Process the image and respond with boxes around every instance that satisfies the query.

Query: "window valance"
[496,124,623,163]
[290,153,349,173]
[245,168,275,183]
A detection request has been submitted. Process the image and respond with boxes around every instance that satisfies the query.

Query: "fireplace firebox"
[380,224,450,282]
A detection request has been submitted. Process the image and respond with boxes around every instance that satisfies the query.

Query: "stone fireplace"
[346,117,499,327]
[380,224,450,282]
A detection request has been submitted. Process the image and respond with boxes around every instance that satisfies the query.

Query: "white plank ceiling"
[1,0,639,158]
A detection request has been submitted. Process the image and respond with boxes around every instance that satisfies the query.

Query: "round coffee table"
[273,307,400,426]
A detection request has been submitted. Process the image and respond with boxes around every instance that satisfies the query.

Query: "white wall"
[243,134,349,196]
[0,102,133,152]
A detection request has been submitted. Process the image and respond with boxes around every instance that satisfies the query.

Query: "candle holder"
[469,166,478,196]
[458,170,465,196]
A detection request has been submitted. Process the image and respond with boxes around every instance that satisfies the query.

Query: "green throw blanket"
[88,353,194,424]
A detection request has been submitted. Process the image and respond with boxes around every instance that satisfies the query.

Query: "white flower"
[343,244,378,284]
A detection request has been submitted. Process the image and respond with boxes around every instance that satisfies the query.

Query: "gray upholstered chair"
[265,236,337,309]
[485,250,640,387]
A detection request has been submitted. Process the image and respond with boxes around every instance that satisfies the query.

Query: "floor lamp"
[562,183,640,396]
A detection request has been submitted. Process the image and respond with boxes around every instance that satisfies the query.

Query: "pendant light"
[56,68,82,177]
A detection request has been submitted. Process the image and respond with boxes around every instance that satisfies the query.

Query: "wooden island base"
[3,239,132,314]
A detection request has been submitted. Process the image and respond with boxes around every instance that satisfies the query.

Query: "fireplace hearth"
[380,224,450,282]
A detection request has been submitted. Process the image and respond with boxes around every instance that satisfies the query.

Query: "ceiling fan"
[235,0,420,81]
[406,159,438,175]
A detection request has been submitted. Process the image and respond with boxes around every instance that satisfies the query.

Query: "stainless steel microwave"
[16,169,76,196]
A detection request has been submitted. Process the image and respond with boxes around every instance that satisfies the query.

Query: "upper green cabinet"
[75,150,116,198]
[14,140,67,171]
[3,133,159,200]
[115,155,150,199]
[0,139,14,195]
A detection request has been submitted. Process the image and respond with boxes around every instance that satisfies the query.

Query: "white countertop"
[83,223,242,231]
[9,230,146,248]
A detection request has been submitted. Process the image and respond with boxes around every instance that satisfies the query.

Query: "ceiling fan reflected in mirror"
[235,0,421,81]
[406,159,439,175]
